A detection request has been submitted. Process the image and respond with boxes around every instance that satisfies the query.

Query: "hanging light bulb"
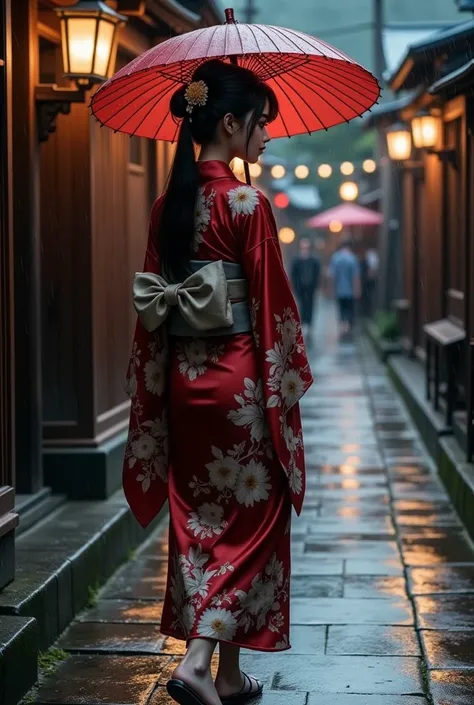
[318,164,332,178]
[271,164,286,179]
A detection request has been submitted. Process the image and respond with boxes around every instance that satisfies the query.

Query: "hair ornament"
[184,80,209,120]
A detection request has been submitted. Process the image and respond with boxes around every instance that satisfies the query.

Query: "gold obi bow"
[133,260,236,333]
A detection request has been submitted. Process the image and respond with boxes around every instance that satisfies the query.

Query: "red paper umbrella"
[91,8,380,141]
[306,203,384,228]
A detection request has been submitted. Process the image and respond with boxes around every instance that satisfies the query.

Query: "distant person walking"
[291,237,321,340]
[328,238,361,336]
[364,247,379,317]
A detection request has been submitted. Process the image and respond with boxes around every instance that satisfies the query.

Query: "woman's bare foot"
[171,662,222,705]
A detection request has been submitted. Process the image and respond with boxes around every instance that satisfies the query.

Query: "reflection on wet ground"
[30,303,474,704]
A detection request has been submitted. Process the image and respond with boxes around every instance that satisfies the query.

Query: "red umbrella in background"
[91,7,380,143]
[306,202,384,229]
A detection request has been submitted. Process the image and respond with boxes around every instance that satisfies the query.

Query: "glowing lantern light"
[340,161,354,176]
[274,192,290,209]
[329,220,343,233]
[279,227,295,244]
[339,181,359,201]
[411,112,439,149]
[295,165,309,179]
[386,123,412,161]
[248,162,262,178]
[318,164,332,178]
[271,165,286,179]
[363,159,377,173]
[55,0,126,85]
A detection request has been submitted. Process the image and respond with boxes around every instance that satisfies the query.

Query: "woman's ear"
[223,112,238,136]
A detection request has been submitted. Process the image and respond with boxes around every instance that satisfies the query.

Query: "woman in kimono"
[124,59,313,705]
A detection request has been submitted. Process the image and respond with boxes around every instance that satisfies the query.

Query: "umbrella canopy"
[306,202,384,228]
[91,7,380,141]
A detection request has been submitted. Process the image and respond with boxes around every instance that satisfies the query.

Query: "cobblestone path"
[29,303,474,705]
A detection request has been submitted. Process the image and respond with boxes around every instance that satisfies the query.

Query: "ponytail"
[158,113,198,281]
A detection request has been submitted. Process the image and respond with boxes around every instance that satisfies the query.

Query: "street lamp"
[339,181,358,202]
[386,123,412,162]
[55,1,126,86]
[411,111,440,150]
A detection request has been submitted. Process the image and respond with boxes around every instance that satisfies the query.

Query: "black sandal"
[166,679,211,705]
[219,672,264,704]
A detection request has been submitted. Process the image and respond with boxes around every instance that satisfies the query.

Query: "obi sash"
[133,259,251,337]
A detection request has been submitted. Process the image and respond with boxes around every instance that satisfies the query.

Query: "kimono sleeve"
[240,191,313,515]
[122,197,169,529]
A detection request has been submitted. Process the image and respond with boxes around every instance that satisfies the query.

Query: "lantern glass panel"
[386,129,411,161]
[67,17,97,75]
[93,19,114,77]
[412,115,438,149]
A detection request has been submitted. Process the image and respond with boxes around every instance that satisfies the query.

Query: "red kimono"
[124,160,313,651]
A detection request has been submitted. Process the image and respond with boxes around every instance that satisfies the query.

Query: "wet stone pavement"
[28,304,474,705]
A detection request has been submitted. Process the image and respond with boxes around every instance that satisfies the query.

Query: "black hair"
[158,59,278,280]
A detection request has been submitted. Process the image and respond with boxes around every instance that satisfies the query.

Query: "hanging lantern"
[411,111,440,150]
[55,1,126,86]
[339,181,358,202]
[386,123,412,162]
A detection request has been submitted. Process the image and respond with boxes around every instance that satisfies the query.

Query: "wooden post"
[0,0,19,591]
[10,0,43,493]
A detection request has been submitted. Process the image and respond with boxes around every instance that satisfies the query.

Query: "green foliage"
[86,581,101,608]
[375,311,400,341]
[38,647,69,677]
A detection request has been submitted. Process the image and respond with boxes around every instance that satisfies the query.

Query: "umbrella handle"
[229,54,252,186]
[244,161,251,186]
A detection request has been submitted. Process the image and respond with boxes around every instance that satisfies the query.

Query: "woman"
[124,59,313,705]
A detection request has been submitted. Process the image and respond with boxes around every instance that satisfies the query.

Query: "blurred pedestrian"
[122,60,313,705]
[328,237,361,336]
[364,247,379,317]
[291,237,321,342]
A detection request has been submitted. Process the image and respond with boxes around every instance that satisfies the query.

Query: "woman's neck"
[198,143,232,164]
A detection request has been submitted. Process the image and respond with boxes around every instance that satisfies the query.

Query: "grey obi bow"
[133,260,249,335]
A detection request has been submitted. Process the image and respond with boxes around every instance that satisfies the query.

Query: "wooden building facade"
[0,0,220,590]
[367,13,474,459]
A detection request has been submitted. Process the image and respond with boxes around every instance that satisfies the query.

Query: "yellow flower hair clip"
[184,80,209,120]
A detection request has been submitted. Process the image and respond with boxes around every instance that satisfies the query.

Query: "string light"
[271,165,286,179]
[249,162,262,178]
[279,227,295,244]
[329,220,343,233]
[318,164,332,178]
[363,159,376,173]
[295,165,309,179]
[340,161,355,176]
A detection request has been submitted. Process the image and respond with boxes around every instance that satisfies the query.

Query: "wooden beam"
[118,0,147,15]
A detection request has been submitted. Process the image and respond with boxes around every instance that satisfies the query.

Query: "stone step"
[0,491,167,705]
[0,615,37,705]
[15,489,67,537]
